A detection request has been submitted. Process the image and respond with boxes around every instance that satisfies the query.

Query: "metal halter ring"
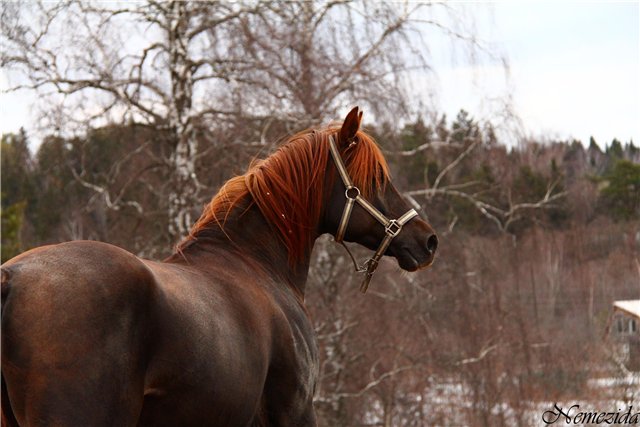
[385,220,402,237]
[345,186,360,200]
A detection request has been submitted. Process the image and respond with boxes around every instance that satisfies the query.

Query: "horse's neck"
[174,201,313,297]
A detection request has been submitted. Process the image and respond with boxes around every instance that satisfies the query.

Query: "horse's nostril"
[426,234,438,253]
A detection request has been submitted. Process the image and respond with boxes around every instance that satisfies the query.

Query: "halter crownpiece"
[328,135,418,293]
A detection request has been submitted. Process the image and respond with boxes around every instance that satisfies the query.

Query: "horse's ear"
[339,106,363,146]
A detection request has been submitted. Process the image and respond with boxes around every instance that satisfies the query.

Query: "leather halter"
[328,135,418,293]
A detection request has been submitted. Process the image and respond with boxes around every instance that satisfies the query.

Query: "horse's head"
[321,107,438,276]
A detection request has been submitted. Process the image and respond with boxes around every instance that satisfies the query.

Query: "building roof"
[613,300,640,319]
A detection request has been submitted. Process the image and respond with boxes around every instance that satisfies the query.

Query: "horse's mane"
[179,127,389,263]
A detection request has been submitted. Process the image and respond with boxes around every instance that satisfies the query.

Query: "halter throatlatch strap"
[328,135,418,293]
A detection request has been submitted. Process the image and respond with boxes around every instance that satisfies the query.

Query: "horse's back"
[1,241,155,426]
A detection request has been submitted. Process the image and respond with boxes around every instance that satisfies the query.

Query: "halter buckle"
[359,258,379,293]
[365,257,379,274]
[385,220,401,237]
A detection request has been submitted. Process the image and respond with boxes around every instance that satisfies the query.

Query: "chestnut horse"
[1,108,437,426]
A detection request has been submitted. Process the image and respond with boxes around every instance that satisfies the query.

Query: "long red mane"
[180,127,389,263]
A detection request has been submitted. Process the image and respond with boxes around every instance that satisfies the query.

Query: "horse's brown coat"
[1,108,437,426]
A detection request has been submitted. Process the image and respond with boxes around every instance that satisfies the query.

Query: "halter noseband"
[328,135,418,293]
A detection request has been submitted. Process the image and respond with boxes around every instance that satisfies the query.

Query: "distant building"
[608,300,640,371]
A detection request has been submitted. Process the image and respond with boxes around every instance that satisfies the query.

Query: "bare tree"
[2,0,501,242]
[222,1,482,126]
[1,0,261,240]
[2,0,484,242]
[242,2,397,119]
[395,123,566,234]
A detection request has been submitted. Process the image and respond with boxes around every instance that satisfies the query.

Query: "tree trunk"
[166,1,198,241]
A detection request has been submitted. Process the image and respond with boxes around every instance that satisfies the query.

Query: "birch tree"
[1,0,259,241]
[228,0,439,125]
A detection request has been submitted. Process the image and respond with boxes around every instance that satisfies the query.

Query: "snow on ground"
[363,372,640,426]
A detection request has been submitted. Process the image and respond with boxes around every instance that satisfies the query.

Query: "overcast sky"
[433,1,639,147]
[1,1,638,149]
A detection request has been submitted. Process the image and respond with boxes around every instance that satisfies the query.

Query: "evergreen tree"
[1,130,34,260]
[607,138,624,159]
[1,129,33,206]
[399,118,433,187]
[451,109,479,145]
[1,200,26,262]
[599,160,640,221]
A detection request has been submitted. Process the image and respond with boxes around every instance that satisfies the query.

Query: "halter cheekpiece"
[328,135,418,293]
